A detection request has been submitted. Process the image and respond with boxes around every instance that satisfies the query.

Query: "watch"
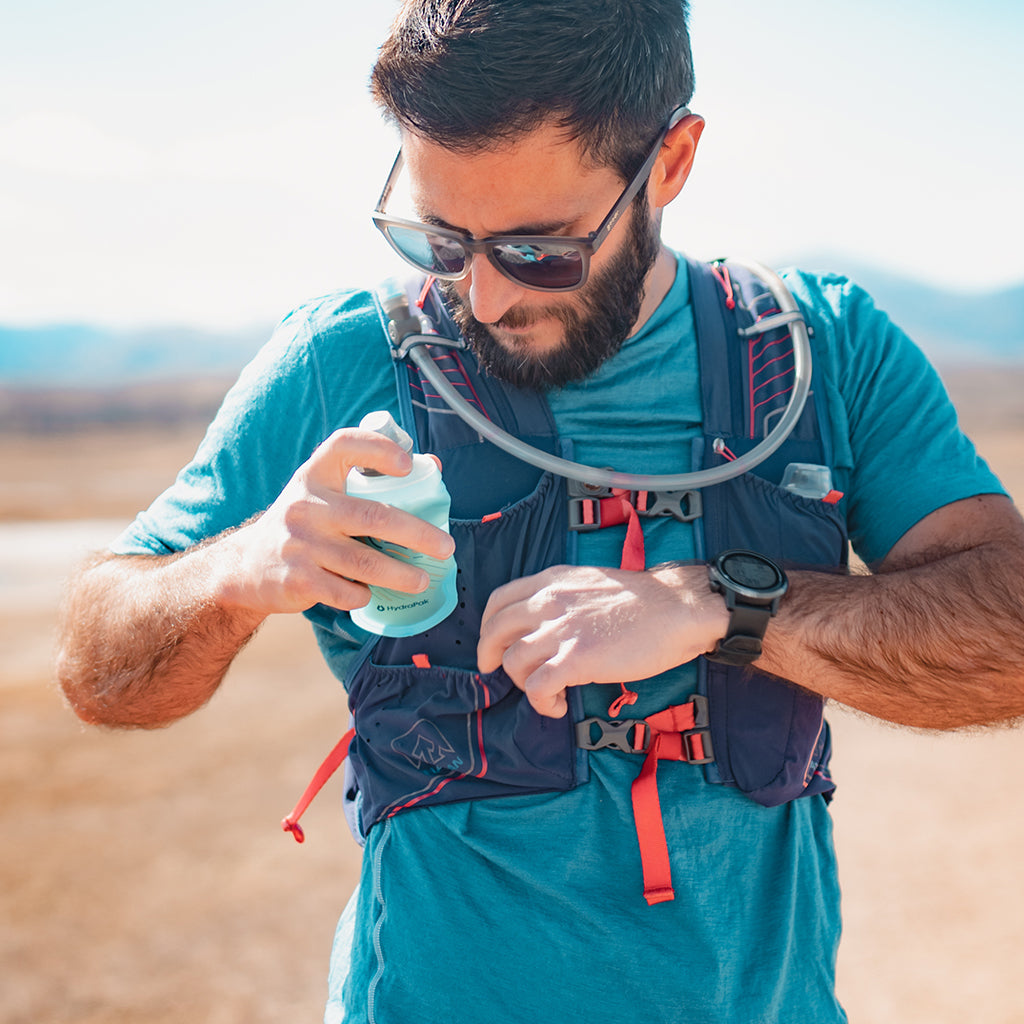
[706,550,788,666]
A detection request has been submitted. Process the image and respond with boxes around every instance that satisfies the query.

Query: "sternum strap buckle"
[567,480,702,532]
[574,695,714,764]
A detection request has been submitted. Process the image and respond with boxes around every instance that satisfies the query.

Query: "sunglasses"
[371,107,690,293]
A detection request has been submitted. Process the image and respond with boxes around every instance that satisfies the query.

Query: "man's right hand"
[219,426,456,617]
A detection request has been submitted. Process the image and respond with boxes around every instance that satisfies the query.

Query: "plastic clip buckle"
[567,481,703,532]
[681,694,715,764]
[636,489,703,524]
[576,717,649,754]
[567,477,614,533]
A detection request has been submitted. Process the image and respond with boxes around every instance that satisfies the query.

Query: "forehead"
[399,123,623,235]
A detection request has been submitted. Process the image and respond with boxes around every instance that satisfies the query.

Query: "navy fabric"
[688,259,846,802]
[344,263,845,834]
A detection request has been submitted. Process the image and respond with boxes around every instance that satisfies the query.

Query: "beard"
[438,199,662,391]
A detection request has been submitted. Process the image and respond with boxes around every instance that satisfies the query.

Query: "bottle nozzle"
[356,411,414,476]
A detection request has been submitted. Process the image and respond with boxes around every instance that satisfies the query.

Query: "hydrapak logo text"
[376,597,429,612]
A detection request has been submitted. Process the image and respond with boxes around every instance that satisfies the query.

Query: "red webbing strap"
[607,493,646,717]
[629,703,698,905]
[281,727,356,843]
[618,492,647,574]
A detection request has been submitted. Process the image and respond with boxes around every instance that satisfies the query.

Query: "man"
[57,1,1024,1021]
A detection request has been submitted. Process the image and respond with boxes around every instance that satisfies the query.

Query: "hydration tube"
[378,258,811,490]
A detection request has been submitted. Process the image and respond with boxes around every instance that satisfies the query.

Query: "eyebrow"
[420,211,580,239]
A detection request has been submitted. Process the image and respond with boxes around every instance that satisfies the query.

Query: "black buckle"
[575,717,650,753]
[680,694,715,764]
[638,489,703,523]
[567,477,614,532]
[567,479,703,532]
[575,695,715,764]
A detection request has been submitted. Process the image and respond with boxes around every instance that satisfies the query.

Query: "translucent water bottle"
[346,411,458,637]
[781,462,834,499]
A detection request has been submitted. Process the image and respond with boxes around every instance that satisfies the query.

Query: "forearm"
[56,429,461,729]
[757,537,1024,729]
[57,536,265,729]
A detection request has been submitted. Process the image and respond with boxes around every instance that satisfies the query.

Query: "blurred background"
[1,1,1022,1021]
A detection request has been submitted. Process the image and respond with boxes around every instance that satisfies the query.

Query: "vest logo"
[391,720,463,775]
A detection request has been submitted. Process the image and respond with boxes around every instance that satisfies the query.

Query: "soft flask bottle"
[347,411,458,637]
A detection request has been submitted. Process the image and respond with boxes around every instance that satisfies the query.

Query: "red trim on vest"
[475,677,491,779]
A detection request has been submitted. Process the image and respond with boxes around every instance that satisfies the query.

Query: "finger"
[528,685,568,719]
[337,493,456,562]
[477,591,550,673]
[489,625,581,712]
[478,567,560,638]
[306,573,373,613]
[516,655,572,719]
[320,533,435,595]
[308,427,415,490]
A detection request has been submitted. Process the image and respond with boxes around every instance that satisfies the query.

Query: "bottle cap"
[356,410,414,476]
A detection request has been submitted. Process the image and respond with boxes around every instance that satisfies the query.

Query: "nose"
[464,254,525,325]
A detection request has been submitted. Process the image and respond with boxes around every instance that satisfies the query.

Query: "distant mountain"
[0,323,268,388]
[791,257,1024,364]
[0,261,1022,392]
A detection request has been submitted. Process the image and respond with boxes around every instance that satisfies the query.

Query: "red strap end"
[608,688,639,717]
[282,819,306,843]
[644,886,676,906]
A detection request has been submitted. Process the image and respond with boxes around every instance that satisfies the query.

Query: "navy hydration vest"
[341,259,847,844]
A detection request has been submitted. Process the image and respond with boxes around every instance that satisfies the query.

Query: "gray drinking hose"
[380,258,810,490]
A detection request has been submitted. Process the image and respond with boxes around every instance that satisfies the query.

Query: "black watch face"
[720,552,784,591]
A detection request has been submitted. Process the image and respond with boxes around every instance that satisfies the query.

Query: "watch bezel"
[709,550,788,608]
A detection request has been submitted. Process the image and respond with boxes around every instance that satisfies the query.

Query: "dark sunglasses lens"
[386,225,468,277]
[493,242,584,289]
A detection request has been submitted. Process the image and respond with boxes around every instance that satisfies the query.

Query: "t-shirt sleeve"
[112,290,396,556]
[787,271,1007,567]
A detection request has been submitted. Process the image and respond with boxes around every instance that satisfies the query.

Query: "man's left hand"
[477,563,729,717]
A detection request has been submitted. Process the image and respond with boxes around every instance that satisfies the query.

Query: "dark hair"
[370,0,694,181]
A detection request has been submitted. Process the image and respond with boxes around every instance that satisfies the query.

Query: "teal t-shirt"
[114,256,1004,1024]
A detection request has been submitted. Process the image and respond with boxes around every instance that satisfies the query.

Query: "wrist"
[648,560,731,662]
[179,528,268,629]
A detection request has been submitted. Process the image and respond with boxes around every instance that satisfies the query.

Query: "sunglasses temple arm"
[374,150,405,213]
[586,108,687,251]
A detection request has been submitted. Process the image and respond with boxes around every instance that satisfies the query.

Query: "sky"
[1,0,1022,330]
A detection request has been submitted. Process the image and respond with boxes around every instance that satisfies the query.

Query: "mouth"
[487,319,565,356]
[491,319,539,338]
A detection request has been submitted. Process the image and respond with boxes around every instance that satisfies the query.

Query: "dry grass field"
[1,366,1022,1023]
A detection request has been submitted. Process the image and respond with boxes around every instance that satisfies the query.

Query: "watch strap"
[705,551,787,667]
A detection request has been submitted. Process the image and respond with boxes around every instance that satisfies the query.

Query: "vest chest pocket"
[699,470,847,805]
[346,659,581,833]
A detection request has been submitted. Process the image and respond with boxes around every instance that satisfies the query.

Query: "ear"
[648,113,705,209]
